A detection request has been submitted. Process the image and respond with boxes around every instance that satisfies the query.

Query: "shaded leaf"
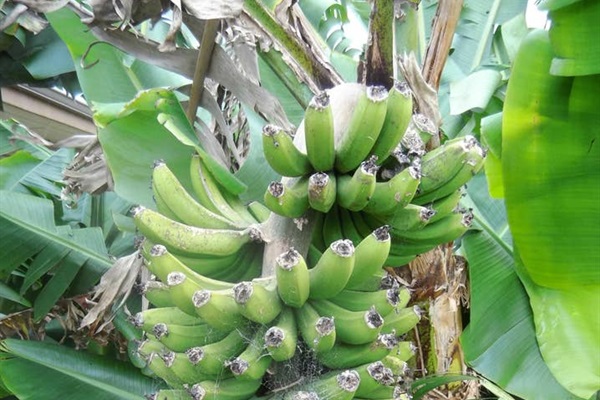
[0,339,159,399]
[0,281,31,307]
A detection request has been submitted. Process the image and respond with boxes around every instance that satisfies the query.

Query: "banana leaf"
[0,339,160,400]
[501,28,599,398]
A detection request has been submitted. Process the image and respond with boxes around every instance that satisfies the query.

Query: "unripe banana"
[191,288,248,331]
[353,361,397,399]
[133,207,262,257]
[246,200,272,223]
[137,339,185,388]
[295,302,336,353]
[383,204,437,232]
[413,135,484,203]
[225,325,272,381]
[160,350,224,383]
[386,253,418,267]
[275,248,310,308]
[411,113,437,143]
[304,91,335,171]
[345,226,391,290]
[317,333,399,369]
[362,165,421,216]
[131,308,194,332]
[329,287,409,316]
[286,370,360,400]
[264,307,298,362]
[308,172,337,213]
[426,189,463,224]
[395,341,418,362]
[381,305,422,336]
[370,81,414,164]
[151,161,245,230]
[143,281,176,308]
[185,378,263,400]
[189,154,256,225]
[335,85,389,173]
[150,322,229,353]
[338,206,364,245]
[336,156,379,211]
[233,278,283,324]
[310,300,384,345]
[264,178,310,218]
[308,239,355,299]
[144,244,234,290]
[184,327,251,376]
[263,124,311,177]
[391,209,474,246]
[321,205,344,246]
[146,389,190,400]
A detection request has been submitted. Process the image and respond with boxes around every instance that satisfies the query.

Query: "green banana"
[336,156,379,211]
[275,248,310,308]
[386,253,418,267]
[382,204,436,232]
[308,239,355,299]
[329,287,409,316]
[144,244,234,290]
[370,81,414,164]
[304,91,335,171]
[264,178,310,218]
[184,327,251,376]
[286,370,360,400]
[381,306,422,336]
[160,350,225,383]
[146,389,191,400]
[362,165,421,216]
[395,341,418,362]
[132,306,202,329]
[186,378,263,400]
[263,124,311,177]
[264,307,298,362]
[137,339,185,388]
[225,325,272,381]
[335,85,389,173]
[317,333,399,369]
[390,209,474,246]
[308,172,337,213]
[425,189,463,224]
[345,226,391,290]
[246,201,272,223]
[189,154,255,224]
[133,207,262,257]
[233,278,283,324]
[411,113,437,143]
[321,204,344,246]
[338,206,364,245]
[143,281,176,308]
[152,161,245,230]
[295,302,336,353]
[413,135,485,204]
[191,288,248,331]
[353,361,396,399]
[151,322,230,352]
[310,299,384,345]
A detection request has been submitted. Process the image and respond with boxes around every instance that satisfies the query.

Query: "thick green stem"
[363,0,395,88]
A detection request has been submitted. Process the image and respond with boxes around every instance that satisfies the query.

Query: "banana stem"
[261,209,317,277]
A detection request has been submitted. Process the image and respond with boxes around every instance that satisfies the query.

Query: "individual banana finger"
[233,278,283,324]
[308,239,355,299]
[295,302,336,354]
[345,226,391,290]
[150,322,230,353]
[329,286,410,316]
[285,370,361,400]
[336,156,379,212]
[310,299,384,345]
[185,327,251,376]
[381,305,422,336]
[152,161,246,230]
[264,307,298,362]
[132,306,202,330]
[335,85,389,173]
[143,281,176,308]
[133,207,262,257]
[426,189,464,224]
[275,248,310,308]
[185,378,263,400]
[362,164,421,216]
[353,360,397,399]
[246,201,272,223]
[317,333,399,369]
[308,172,337,213]
[191,288,248,331]
[370,81,414,164]
[225,325,272,381]
[390,209,474,246]
[264,178,310,218]
[304,91,335,171]
[263,124,311,177]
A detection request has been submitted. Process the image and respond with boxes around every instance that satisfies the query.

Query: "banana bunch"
[132,226,420,399]
[261,82,485,265]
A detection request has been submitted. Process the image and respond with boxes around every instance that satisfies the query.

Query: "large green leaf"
[502,29,600,398]
[461,230,583,400]
[0,339,159,400]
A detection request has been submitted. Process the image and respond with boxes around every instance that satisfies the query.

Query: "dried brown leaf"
[181,0,243,19]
